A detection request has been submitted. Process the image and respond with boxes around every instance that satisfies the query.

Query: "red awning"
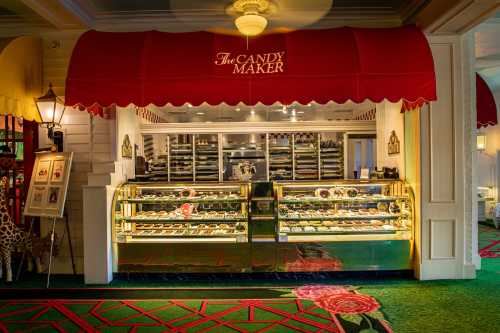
[477,73,498,129]
[65,25,436,108]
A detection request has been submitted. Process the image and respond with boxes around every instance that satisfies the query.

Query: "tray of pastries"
[280,219,399,233]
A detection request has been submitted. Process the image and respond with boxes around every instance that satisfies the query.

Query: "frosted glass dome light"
[235,14,268,37]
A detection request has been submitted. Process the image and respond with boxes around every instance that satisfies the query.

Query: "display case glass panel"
[276,180,413,242]
[113,183,249,244]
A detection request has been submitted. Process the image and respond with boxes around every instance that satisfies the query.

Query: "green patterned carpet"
[0,296,392,332]
[0,224,499,332]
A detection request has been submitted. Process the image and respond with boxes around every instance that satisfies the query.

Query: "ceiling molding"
[415,0,500,34]
[19,0,86,29]
[400,0,432,23]
[58,0,95,28]
[89,8,403,32]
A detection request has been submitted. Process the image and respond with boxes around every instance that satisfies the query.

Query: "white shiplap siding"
[40,31,114,274]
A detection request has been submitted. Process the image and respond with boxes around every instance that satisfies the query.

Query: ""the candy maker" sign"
[214,51,285,75]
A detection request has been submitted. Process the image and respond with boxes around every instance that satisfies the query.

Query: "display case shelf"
[280,196,408,204]
[119,197,247,204]
[279,214,407,221]
[279,228,410,235]
[117,216,248,222]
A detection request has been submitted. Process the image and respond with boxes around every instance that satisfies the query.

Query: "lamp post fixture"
[34,83,66,141]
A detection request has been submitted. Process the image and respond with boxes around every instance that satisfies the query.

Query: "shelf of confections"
[320,138,343,180]
[169,142,194,180]
[278,214,408,221]
[121,230,247,237]
[116,215,248,222]
[116,235,248,243]
[119,196,246,203]
[115,221,248,242]
[279,195,408,204]
[278,226,411,235]
[268,134,294,181]
[195,141,218,181]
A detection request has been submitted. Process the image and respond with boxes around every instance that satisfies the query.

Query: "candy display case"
[276,180,413,242]
[113,183,249,244]
[111,180,415,273]
[274,180,414,271]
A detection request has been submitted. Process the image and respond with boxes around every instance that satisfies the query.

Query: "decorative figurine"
[0,177,33,282]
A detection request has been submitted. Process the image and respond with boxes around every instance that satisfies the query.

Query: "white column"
[83,107,140,284]
[82,186,115,284]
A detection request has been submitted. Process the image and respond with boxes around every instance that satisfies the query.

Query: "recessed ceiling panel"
[88,0,171,12]
[333,0,403,10]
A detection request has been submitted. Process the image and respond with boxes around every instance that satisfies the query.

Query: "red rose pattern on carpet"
[479,224,500,258]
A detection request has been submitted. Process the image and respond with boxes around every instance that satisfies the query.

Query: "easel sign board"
[24,152,73,218]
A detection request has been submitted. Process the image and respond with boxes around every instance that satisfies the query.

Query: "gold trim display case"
[274,180,415,271]
[112,182,250,273]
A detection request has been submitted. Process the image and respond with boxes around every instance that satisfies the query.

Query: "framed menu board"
[24,152,73,218]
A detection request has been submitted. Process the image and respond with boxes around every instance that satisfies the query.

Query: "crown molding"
[58,0,95,28]
[89,8,403,32]
[399,0,432,23]
[20,0,74,29]
[416,0,500,34]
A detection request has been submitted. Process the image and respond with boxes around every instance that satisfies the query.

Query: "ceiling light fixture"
[233,0,271,37]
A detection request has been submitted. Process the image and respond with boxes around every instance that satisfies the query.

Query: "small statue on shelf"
[234,161,256,182]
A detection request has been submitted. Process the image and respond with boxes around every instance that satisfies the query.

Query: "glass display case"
[111,180,414,273]
[276,180,413,242]
[113,183,249,244]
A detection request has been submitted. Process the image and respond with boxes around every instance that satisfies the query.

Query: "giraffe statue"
[0,176,32,282]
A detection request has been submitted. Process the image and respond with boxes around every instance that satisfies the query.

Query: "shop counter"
[111,180,414,273]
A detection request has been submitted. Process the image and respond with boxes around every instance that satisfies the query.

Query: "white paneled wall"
[40,30,116,274]
[418,34,476,279]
